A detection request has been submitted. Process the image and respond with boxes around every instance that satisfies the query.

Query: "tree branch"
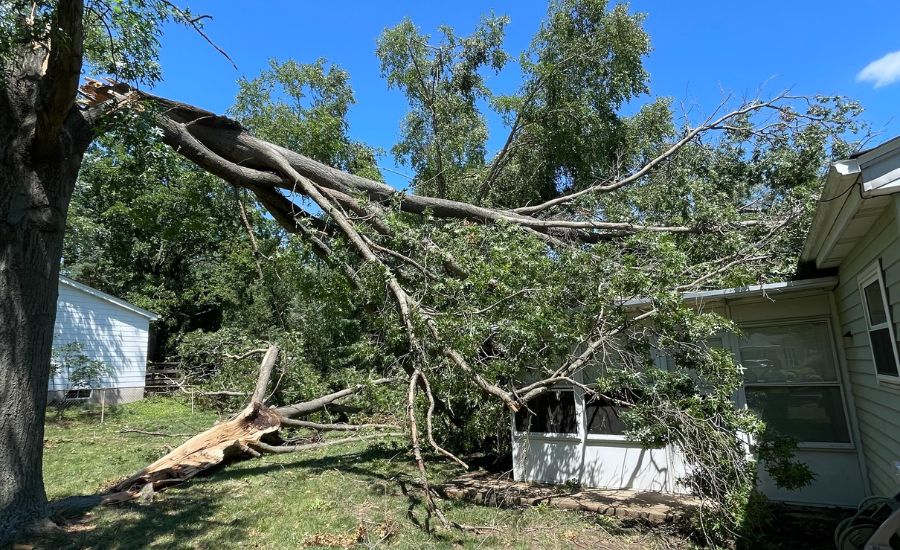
[250,345,279,404]
[513,93,791,215]
[250,432,402,454]
[274,378,395,419]
[279,419,398,431]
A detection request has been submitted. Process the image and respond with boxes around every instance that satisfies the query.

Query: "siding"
[834,195,900,496]
[50,281,152,399]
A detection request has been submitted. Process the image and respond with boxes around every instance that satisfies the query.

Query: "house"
[511,136,900,507]
[49,276,159,405]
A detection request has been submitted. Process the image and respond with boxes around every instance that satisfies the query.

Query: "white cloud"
[857,50,900,88]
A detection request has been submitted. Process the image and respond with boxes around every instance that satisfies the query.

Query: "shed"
[49,276,159,404]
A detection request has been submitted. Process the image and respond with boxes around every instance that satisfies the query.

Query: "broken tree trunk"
[112,401,282,494]
[107,345,398,500]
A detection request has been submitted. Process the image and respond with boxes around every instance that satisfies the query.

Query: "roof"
[800,136,900,269]
[59,275,160,321]
[848,135,900,159]
[623,277,838,308]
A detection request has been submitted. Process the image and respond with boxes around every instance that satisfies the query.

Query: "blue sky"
[154,1,900,190]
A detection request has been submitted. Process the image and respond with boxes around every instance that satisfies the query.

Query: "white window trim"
[858,260,900,384]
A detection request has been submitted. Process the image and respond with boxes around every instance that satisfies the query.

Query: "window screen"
[584,396,627,435]
[515,390,577,434]
[745,386,850,443]
[739,324,837,384]
[740,322,851,445]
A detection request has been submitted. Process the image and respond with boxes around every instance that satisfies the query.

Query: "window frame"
[582,392,630,442]
[858,260,900,384]
[736,318,854,449]
[511,385,582,441]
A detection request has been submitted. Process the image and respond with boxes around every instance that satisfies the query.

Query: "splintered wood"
[95,345,396,505]
[112,402,282,496]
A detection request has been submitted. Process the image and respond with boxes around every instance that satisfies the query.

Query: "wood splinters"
[103,345,398,504]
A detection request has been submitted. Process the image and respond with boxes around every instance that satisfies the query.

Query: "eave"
[800,136,900,270]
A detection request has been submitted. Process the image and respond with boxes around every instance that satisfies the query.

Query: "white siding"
[511,380,690,494]
[834,195,900,496]
[50,281,152,401]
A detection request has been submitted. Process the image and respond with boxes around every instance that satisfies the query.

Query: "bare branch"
[222,348,269,361]
[250,432,403,454]
[119,429,192,437]
[279,419,399,432]
[250,345,279,404]
[513,93,791,215]
[235,189,266,279]
[274,378,395,419]
[159,0,237,70]
[420,372,468,469]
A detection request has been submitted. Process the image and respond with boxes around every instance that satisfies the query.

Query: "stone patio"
[440,471,700,523]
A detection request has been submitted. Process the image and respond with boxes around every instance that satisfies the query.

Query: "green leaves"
[376,16,509,200]
[230,58,381,179]
[51,342,111,388]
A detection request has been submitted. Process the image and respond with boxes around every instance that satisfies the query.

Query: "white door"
[733,319,865,506]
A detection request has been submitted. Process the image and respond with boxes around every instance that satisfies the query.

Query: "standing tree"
[0,0,208,538]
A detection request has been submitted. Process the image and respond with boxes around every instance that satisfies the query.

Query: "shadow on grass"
[34,444,453,548]
[28,490,241,550]
[209,444,458,538]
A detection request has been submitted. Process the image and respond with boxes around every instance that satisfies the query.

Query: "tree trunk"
[0,2,91,539]
[0,137,89,539]
[0,144,86,540]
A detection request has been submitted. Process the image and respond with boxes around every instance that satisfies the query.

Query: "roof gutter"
[622,276,839,309]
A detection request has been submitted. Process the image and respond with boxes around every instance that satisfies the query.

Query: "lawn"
[30,397,685,549]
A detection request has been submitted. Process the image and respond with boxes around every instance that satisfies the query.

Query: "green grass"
[34,397,684,549]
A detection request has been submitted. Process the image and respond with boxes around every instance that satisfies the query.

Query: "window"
[744,386,849,443]
[64,388,92,400]
[584,395,627,435]
[859,261,900,379]
[514,389,577,434]
[739,321,851,445]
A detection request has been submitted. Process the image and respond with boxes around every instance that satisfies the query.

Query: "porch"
[511,277,871,507]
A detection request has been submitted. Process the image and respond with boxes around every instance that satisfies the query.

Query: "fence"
[47,362,186,420]
[145,361,182,395]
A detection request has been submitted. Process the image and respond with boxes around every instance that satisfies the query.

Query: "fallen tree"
[75,80,857,543]
[0,2,865,545]
[105,345,400,502]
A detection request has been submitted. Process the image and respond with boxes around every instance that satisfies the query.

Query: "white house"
[49,275,159,404]
[511,136,900,507]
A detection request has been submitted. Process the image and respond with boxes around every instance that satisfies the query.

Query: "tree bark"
[0,1,91,542]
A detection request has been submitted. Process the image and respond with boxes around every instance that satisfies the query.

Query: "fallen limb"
[249,432,403,454]
[108,346,401,499]
[279,418,399,431]
[119,429,193,438]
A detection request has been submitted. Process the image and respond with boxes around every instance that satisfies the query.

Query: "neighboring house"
[512,136,900,507]
[49,276,159,404]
